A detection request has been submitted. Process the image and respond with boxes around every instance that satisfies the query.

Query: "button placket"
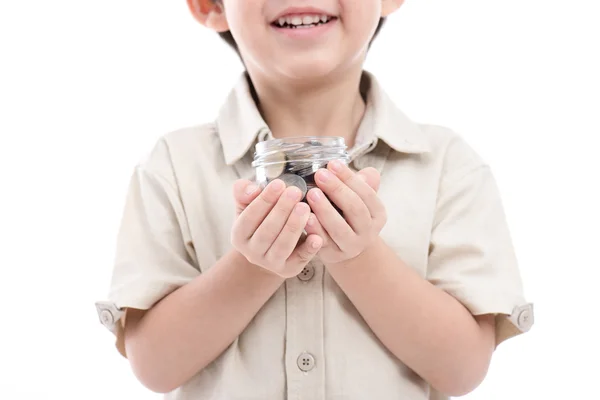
[284,258,326,399]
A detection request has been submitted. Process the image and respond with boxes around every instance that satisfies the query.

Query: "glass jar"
[252,136,350,206]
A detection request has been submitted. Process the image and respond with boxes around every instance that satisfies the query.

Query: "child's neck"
[249,67,366,149]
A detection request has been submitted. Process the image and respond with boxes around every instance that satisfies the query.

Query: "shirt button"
[100,309,114,327]
[517,308,533,331]
[509,303,534,332]
[297,265,315,281]
[297,352,315,372]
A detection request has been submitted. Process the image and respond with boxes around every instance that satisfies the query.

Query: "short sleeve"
[95,156,200,357]
[427,164,533,346]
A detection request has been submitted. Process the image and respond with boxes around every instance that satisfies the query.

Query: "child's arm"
[306,159,532,397]
[122,178,321,393]
[325,237,494,397]
[124,249,284,393]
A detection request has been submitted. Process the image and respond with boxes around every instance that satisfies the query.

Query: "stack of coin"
[253,137,349,216]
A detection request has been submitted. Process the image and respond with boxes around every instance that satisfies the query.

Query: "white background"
[1,0,598,399]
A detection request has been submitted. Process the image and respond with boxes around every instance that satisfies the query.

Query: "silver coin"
[264,152,287,180]
[279,173,308,198]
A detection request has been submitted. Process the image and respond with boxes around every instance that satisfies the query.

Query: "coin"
[264,152,287,180]
[304,139,323,146]
[279,173,308,199]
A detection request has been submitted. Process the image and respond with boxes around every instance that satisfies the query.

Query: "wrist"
[228,248,287,283]
[326,236,385,270]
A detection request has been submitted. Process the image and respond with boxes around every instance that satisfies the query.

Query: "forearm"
[124,249,284,393]
[326,237,495,396]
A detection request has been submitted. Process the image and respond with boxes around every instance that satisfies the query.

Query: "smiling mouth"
[272,14,337,29]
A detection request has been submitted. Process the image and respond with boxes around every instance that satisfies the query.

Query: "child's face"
[190,0,403,81]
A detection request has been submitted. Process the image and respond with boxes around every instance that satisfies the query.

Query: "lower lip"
[271,19,337,39]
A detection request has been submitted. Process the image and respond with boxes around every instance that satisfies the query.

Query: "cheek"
[226,13,265,55]
[341,4,383,46]
[342,0,383,21]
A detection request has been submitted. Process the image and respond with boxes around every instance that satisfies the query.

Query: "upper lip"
[272,7,336,22]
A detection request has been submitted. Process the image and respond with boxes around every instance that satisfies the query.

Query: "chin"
[271,54,354,84]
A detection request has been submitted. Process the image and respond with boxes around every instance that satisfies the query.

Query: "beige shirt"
[96,71,533,400]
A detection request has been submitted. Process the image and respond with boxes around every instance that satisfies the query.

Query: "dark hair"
[218,17,387,59]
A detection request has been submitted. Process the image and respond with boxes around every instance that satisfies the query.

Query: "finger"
[327,161,385,222]
[250,185,304,255]
[314,167,371,233]
[356,168,380,193]
[265,202,311,264]
[286,234,323,270]
[306,188,355,252]
[234,179,262,215]
[236,179,286,239]
[304,212,339,252]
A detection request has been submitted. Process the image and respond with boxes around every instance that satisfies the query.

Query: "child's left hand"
[304,160,387,266]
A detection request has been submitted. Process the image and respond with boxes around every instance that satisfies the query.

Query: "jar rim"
[254,136,347,154]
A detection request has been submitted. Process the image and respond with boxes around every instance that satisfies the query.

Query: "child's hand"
[304,162,386,266]
[231,179,323,278]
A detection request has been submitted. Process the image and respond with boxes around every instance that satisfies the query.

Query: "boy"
[95,0,534,399]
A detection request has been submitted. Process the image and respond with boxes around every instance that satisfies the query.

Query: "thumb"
[233,179,262,215]
[356,167,381,193]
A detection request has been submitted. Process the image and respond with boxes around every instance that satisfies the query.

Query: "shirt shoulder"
[136,122,227,185]
[415,123,490,181]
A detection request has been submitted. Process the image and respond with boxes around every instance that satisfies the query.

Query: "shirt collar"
[216,71,430,166]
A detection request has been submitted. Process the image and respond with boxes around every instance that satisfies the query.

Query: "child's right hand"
[230,179,323,278]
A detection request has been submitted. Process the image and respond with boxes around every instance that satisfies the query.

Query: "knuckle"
[332,226,347,240]
[345,200,362,218]
[275,198,294,215]
[266,225,282,241]
[258,190,278,206]
[255,225,277,244]
[297,250,311,263]
[332,183,345,196]
[365,190,378,204]
[285,218,303,235]
[267,248,286,264]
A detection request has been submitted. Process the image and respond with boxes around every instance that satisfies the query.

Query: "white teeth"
[276,14,333,27]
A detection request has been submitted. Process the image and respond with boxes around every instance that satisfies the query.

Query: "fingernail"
[295,202,309,215]
[309,189,323,202]
[329,160,343,172]
[245,183,259,195]
[306,214,315,226]
[286,187,302,200]
[317,169,332,183]
[270,179,285,192]
[311,238,322,249]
